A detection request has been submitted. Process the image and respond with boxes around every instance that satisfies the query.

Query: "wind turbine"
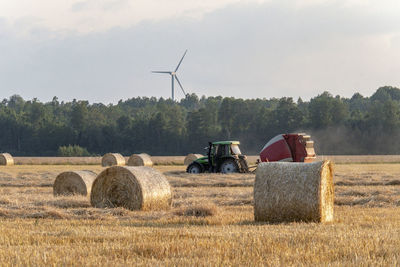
[152,50,188,101]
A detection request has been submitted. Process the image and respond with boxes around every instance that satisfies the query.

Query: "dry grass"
[174,202,218,217]
[0,163,399,265]
[317,155,400,164]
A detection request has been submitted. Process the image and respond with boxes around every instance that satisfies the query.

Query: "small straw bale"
[90,166,172,211]
[127,153,153,167]
[254,160,334,223]
[184,154,204,165]
[101,153,125,167]
[0,153,14,166]
[53,170,97,196]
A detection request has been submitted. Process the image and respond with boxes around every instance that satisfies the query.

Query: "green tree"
[308,92,349,129]
[58,145,91,156]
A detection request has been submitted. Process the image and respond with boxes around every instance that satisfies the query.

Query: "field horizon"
[10,154,400,165]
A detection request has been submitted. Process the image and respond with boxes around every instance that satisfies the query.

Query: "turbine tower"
[152,50,188,101]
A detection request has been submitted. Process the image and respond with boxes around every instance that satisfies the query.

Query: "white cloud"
[1,0,399,36]
[0,0,269,35]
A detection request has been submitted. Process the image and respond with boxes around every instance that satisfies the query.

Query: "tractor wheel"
[187,162,204,174]
[220,159,239,173]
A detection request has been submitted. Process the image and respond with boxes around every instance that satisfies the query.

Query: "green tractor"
[186,141,250,174]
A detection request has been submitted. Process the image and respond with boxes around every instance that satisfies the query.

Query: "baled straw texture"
[127,153,153,167]
[0,153,14,166]
[53,170,97,196]
[184,154,204,165]
[90,166,172,211]
[101,153,125,167]
[254,160,334,223]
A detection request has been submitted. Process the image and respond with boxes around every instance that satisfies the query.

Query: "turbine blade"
[152,71,172,74]
[175,75,187,96]
[174,49,187,72]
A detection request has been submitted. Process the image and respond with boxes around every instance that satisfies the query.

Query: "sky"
[0,0,400,103]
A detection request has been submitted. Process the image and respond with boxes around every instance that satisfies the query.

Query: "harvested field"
[0,163,399,265]
[12,155,400,165]
[316,155,400,164]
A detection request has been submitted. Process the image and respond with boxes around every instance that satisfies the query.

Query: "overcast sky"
[1,0,400,103]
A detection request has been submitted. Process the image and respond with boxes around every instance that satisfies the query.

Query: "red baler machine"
[260,133,316,163]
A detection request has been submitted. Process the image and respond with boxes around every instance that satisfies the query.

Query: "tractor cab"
[187,141,249,173]
[211,141,242,156]
[209,141,241,166]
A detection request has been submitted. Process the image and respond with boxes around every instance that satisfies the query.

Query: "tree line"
[1,86,399,156]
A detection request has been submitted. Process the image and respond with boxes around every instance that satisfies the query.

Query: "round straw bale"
[127,153,153,167]
[53,170,97,196]
[90,166,172,211]
[0,153,14,166]
[101,153,125,167]
[184,154,204,165]
[254,161,334,223]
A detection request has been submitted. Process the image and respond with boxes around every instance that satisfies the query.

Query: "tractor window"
[231,144,241,155]
[216,145,228,157]
[216,145,223,157]
[212,146,217,156]
[224,145,229,155]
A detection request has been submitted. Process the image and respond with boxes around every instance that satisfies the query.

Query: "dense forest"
[1,86,400,156]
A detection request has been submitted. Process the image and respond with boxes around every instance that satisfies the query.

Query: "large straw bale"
[254,160,334,223]
[184,154,204,165]
[53,170,97,196]
[101,153,125,167]
[90,166,172,211]
[0,153,14,166]
[127,153,153,167]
